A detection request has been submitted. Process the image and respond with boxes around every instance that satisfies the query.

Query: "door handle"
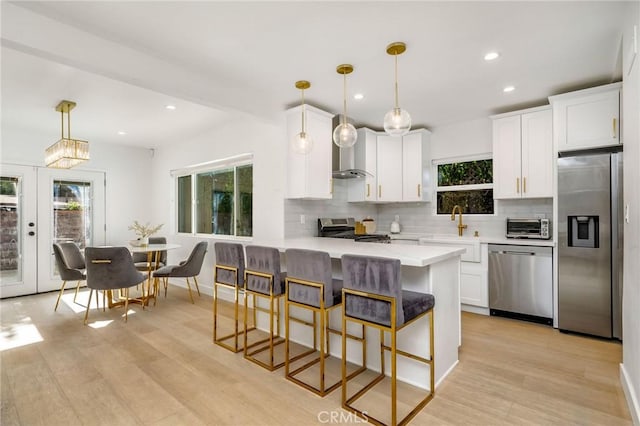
[612,118,617,139]
[417,184,421,197]
[366,183,370,197]
[523,177,527,193]
[516,178,520,194]
[378,185,382,198]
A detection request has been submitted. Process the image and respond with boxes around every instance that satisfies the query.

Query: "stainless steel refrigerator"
[557,148,623,339]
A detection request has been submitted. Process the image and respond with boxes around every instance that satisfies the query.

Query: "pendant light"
[383,42,412,136]
[333,64,357,148]
[291,80,314,154]
[45,100,90,169]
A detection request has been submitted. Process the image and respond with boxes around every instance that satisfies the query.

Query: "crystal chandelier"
[45,100,90,169]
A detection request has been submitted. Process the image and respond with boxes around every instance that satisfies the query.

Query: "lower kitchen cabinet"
[460,243,489,312]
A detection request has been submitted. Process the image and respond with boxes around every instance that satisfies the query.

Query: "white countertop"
[388,233,555,247]
[254,237,465,267]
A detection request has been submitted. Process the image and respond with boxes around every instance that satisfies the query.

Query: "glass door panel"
[0,165,37,297]
[37,168,105,293]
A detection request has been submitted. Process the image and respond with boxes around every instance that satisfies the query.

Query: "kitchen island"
[252,237,464,390]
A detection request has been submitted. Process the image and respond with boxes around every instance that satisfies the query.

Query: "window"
[175,157,253,237]
[436,158,494,215]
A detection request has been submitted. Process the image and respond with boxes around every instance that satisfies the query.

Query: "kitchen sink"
[418,234,481,262]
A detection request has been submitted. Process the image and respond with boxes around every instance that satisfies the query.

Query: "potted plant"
[128,220,163,246]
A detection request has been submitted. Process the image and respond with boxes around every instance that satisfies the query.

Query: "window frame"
[172,154,253,239]
[432,154,496,216]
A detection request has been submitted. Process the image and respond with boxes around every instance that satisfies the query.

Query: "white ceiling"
[1,1,632,149]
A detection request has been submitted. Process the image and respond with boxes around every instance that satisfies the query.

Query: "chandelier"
[45,100,90,169]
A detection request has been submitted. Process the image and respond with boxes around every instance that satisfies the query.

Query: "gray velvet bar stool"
[284,248,366,397]
[340,254,435,426]
[243,245,287,370]
[213,242,255,352]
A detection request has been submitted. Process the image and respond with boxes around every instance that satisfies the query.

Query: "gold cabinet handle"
[378,185,382,198]
[523,177,527,193]
[417,184,421,197]
[366,183,370,197]
[516,177,520,194]
[330,178,333,195]
[612,118,617,139]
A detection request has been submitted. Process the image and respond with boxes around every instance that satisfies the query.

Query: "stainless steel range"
[317,217,390,243]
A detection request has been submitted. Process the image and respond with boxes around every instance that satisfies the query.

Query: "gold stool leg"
[193,276,201,296]
[124,288,129,322]
[185,277,195,304]
[73,280,81,303]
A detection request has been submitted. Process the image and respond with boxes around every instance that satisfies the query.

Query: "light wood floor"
[1,286,632,425]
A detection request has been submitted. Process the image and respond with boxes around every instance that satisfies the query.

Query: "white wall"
[149,114,285,293]
[0,125,153,246]
[621,5,640,424]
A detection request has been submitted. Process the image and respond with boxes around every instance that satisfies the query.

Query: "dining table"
[105,243,181,309]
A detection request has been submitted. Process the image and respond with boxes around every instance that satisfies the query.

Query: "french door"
[0,164,105,297]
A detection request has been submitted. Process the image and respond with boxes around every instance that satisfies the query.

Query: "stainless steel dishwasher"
[488,244,553,325]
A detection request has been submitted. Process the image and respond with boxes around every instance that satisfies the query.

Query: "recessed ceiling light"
[484,52,500,61]
[165,104,176,110]
[353,93,364,101]
[503,86,515,93]
[117,131,127,135]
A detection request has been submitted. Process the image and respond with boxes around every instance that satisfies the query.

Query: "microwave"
[506,218,551,240]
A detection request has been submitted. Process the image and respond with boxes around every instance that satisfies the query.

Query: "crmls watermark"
[317,409,368,424]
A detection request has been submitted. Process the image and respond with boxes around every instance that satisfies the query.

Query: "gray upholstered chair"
[132,236,167,270]
[340,254,435,426]
[284,249,365,397]
[243,245,287,370]
[213,242,250,352]
[152,241,207,304]
[52,242,87,311]
[84,247,147,325]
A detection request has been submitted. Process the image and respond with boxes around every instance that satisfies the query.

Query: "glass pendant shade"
[383,107,412,136]
[291,129,313,154]
[332,121,357,148]
[45,100,90,169]
[291,81,314,155]
[333,64,358,148]
[384,42,412,137]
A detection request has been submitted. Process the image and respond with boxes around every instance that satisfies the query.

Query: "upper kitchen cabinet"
[348,128,431,203]
[285,105,334,199]
[492,106,553,199]
[549,82,621,152]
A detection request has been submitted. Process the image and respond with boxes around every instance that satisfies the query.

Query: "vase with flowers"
[128,220,163,247]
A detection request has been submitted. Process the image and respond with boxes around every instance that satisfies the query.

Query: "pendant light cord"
[394,53,399,109]
[301,89,306,133]
[342,71,348,125]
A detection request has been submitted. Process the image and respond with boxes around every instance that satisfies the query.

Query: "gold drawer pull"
[378,185,382,198]
[417,184,421,197]
[612,118,617,138]
[516,177,520,194]
[523,177,527,193]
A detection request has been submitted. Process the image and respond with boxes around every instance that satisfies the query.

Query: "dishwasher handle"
[493,250,536,256]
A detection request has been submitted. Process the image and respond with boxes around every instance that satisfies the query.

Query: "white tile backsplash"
[285,183,552,239]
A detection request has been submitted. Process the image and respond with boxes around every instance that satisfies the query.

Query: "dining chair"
[84,247,147,325]
[52,242,87,311]
[152,241,207,304]
[132,236,167,270]
[340,254,435,426]
[284,248,366,397]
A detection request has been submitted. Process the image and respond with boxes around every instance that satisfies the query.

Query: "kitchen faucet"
[450,205,467,237]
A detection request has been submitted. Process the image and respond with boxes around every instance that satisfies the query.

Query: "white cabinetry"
[492,106,552,199]
[348,128,431,203]
[460,244,489,310]
[285,105,333,199]
[549,82,621,151]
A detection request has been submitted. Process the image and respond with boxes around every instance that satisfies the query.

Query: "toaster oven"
[506,218,551,239]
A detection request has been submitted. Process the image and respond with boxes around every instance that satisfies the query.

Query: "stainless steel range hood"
[331,115,370,179]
